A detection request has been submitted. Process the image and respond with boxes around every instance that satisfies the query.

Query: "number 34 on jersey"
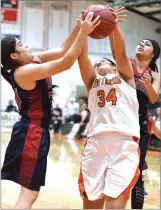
[97,88,117,107]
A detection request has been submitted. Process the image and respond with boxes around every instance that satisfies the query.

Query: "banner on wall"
[1,0,18,23]
[1,34,20,39]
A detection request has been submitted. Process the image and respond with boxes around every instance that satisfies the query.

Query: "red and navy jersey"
[10,62,53,127]
[130,58,152,116]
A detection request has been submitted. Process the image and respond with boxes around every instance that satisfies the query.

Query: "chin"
[98,71,107,76]
[136,51,144,56]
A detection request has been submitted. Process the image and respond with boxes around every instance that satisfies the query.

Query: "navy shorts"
[1,118,50,191]
[139,114,151,172]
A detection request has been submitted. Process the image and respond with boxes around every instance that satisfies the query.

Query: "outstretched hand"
[77,11,100,35]
[139,71,152,87]
[106,6,127,23]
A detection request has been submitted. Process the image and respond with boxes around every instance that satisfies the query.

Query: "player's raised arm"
[15,13,100,87]
[109,7,127,60]
[111,9,135,87]
[36,23,80,63]
[77,36,98,92]
[112,23,134,79]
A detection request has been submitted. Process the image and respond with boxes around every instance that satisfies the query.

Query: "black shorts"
[1,118,50,191]
[139,114,151,172]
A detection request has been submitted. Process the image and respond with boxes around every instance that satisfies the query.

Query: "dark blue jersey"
[10,60,53,127]
[130,58,152,116]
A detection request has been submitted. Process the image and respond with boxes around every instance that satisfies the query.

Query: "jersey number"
[97,88,117,107]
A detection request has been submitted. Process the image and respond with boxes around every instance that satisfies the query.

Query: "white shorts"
[79,133,140,201]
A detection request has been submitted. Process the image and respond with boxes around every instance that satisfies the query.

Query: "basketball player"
[142,115,161,199]
[77,12,140,209]
[109,7,160,209]
[1,12,100,209]
[149,116,161,139]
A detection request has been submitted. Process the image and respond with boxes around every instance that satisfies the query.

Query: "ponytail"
[1,65,12,85]
[1,36,17,85]
[149,62,159,72]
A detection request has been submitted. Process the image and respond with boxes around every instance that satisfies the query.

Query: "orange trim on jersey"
[78,139,88,197]
[123,137,140,201]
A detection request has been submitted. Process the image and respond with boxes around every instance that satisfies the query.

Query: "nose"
[25,44,28,49]
[97,62,102,67]
[140,42,144,47]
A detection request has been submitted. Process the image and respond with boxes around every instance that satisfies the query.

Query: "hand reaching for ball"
[106,6,127,23]
[78,12,101,35]
[114,7,128,23]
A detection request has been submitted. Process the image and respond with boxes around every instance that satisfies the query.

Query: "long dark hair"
[1,36,17,84]
[142,39,160,72]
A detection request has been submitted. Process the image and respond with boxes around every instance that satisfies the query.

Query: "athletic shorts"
[78,133,140,201]
[1,118,50,191]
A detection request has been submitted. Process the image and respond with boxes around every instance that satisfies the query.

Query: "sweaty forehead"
[140,40,152,45]
[95,59,110,65]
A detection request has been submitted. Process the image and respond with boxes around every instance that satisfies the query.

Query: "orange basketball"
[82,5,116,39]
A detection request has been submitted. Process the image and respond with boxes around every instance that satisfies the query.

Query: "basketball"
[82,5,116,39]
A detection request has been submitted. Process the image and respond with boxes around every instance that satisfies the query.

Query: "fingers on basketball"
[85,12,93,22]
[92,15,100,25]
[115,7,125,12]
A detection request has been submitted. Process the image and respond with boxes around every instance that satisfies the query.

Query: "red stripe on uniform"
[28,86,43,119]
[19,122,42,188]
[146,114,152,146]
[28,60,43,119]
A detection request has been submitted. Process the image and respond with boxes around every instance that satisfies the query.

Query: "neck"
[135,56,151,72]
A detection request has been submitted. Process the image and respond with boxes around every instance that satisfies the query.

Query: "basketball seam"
[85,8,116,25]
[99,16,115,25]
[87,8,108,13]
[98,26,106,37]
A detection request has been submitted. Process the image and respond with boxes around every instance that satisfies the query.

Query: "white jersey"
[87,74,140,138]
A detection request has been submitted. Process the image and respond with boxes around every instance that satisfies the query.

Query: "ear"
[10,52,19,61]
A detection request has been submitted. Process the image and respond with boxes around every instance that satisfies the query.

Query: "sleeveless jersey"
[87,74,140,138]
[130,58,152,116]
[10,57,53,127]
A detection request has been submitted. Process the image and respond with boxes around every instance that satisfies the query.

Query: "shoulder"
[151,71,160,81]
[151,71,160,77]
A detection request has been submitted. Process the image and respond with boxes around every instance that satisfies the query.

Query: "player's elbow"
[150,96,158,104]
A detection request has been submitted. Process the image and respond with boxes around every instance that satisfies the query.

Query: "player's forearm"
[63,30,87,68]
[113,23,133,79]
[113,23,126,59]
[78,37,88,58]
[145,84,158,104]
[109,32,116,59]
[59,23,80,55]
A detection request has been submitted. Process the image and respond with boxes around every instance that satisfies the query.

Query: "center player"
[78,8,140,209]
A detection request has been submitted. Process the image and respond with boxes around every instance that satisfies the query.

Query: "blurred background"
[1,0,161,209]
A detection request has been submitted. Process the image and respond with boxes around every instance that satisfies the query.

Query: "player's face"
[136,40,154,61]
[94,59,116,76]
[10,38,33,64]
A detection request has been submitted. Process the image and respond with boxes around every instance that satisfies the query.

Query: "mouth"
[138,48,144,52]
